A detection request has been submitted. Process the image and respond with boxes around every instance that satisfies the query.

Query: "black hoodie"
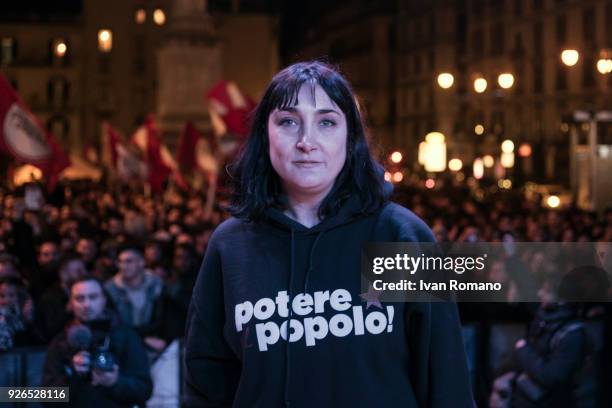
[184,195,474,407]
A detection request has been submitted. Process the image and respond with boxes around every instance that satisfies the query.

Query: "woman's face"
[268,84,347,200]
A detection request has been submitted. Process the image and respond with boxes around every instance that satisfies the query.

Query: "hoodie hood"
[263,179,394,234]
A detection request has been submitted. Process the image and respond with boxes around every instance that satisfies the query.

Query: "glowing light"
[561,49,579,67]
[501,139,515,153]
[473,77,487,93]
[518,143,532,157]
[547,195,560,208]
[392,171,404,183]
[596,58,612,74]
[418,142,427,165]
[497,73,514,89]
[437,73,454,89]
[135,9,146,24]
[499,179,512,189]
[98,30,112,52]
[423,132,447,172]
[13,164,43,186]
[500,152,515,168]
[390,151,403,164]
[384,171,391,182]
[425,132,445,144]
[473,158,484,179]
[474,124,484,135]
[448,158,463,171]
[425,178,435,189]
[55,41,67,57]
[153,9,166,25]
[483,155,494,168]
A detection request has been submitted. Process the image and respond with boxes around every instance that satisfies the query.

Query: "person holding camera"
[42,276,152,407]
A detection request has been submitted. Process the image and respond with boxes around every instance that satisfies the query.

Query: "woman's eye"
[320,119,336,127]
[277,118,297,126]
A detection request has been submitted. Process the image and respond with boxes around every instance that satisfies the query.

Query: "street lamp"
[54,40,67,57]
[501,139,515,168]
[497,73,515,89]
[473,77,487,93]
[473,158,484,179]
[448,158,463,171]
[98,29,112,52]
[423,132,447,172]
[561,49,580,67]
[437,73,454,89]
[501,139,514,153]
[596,49,612,74]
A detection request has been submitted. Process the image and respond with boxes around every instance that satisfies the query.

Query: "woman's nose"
[296,139,316,152]
[296,124,317,152]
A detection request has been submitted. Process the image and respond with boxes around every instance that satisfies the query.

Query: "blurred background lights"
[547,195,561,208]
[561,49,579,66]
[390,151,403,163]
[437,73,454,89]
[448,158,463,171]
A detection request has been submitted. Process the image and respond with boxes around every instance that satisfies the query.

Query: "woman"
[184,61,473,407]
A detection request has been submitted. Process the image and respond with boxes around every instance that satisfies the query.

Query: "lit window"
[53,39,67,57]
[135,9,146,24]
[1,37,15,65]
[98,29,113,52]
[153,9,166,25]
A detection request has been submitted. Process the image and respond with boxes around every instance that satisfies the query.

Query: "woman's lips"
[293,161,322,168]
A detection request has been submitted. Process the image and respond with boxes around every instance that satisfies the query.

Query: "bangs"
[267,75,319,112]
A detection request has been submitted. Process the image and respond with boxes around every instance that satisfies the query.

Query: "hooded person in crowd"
[183,61,474,407]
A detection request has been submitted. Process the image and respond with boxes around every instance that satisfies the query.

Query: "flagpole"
[203,172,217,221]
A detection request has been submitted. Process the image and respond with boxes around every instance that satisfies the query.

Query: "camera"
[91,347,116,372]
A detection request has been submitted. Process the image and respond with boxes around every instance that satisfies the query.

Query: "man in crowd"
[37,254,88,340]
[42,276,152,407]
[104,244,166,351]
[76,237,98,272]
[30,240,62,300]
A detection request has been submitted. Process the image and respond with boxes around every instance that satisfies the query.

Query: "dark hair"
[59,252,86,270]
[117,242,144,257]
[229,60,387,221]
[69,275,105,294]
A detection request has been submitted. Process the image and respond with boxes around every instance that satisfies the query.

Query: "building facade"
[396,0,612,181]
[0,0,279,153]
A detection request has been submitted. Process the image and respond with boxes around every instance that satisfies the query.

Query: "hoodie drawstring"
[283,229,324,407]
[304,231,324,293]
[283,229,296,407]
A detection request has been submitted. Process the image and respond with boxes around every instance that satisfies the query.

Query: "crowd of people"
[0,176,610,406]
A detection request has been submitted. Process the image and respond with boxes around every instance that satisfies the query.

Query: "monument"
[156,0,222,149]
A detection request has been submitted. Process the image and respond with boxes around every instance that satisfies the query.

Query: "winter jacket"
[512,303,598,408]
[42,316,152,407]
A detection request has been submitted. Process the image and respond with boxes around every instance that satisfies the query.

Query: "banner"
[0,74,70,190]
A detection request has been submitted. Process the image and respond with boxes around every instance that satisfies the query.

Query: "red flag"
[102,122,147,181]
[131,116,171,193]
[207,80,255,139]
[102,122,121,169]
[0,74,70,190]
[177,122,200,171]
[132,116,190,192]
